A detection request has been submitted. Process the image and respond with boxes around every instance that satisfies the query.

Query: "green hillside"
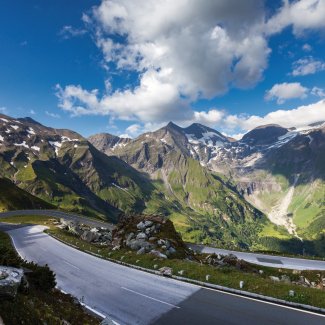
[0,177,54,211]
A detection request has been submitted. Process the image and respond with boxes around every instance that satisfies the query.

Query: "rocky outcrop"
[0,266,24,298]
[59,215,187,258]
[115,215,186,258]
[60,219,113,246]
[204,253,252,271]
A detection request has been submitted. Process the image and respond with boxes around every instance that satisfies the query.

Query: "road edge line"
[5,229,119,325]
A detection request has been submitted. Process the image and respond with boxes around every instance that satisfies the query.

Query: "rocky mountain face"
[0,114,170,222]
[89,120,325,254]
[88,133,131,156]
[206,123,325,242]
[89,122,268,249]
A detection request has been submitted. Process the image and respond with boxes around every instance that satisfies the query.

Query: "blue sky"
[1,0,325,138]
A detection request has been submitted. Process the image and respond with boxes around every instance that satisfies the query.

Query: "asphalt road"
[188,244,325,271]
[0,209,114,230]
[3,224,325,325]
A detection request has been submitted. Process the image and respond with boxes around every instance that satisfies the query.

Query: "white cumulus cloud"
[57,0,271,123]
[55,0,325,136]
[292,56,325,76]
[265,82,308,104]
[266,0,325,36]
[224,99,325,131]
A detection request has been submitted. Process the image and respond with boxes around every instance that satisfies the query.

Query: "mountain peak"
[242,124,288,145]
[166,121,180,128]
[17,116,44,126]
[164,121,184,134]
[183,123,228,143]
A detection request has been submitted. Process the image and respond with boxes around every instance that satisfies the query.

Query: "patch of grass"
[0,231,100,325]
[0,215,58,228]
[15,163,37,182]
[258,222,291,240]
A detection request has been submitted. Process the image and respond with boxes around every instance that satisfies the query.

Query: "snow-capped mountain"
[0,113,166,221]
[89,120,325,240]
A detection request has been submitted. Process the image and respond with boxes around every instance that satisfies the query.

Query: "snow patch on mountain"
[49,141,62,155]
[31,146,40,152]
[27,127,36,135]
[14,141,29,149]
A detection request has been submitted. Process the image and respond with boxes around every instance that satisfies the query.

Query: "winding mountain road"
[1,223,325,325]
[1,209,325,271]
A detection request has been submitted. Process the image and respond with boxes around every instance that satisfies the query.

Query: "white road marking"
[121,286,180,309]
[202,286,325,318]
[57,286,120,324]
[8,232,26,260]
[39,247,47,252]
[63,260,80,270]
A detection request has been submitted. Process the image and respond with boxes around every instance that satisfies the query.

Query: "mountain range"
[89,119,325,255]
[1,113,324,255]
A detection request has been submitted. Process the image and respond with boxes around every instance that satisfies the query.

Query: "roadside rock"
[269,276,280,282]
[137,247,146,255]
[81,230,100,243]
[136,232,147,240]
[0,266,24,298]
[159,267,173,276]
[150,250,168,259]
[127,239,145,250]
[280,275,291,284]
[144,220,153,227]
[126,232,134,243]
[136,221,146,230]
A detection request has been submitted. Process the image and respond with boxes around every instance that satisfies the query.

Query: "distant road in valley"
[1,209,325,270]
[1,223,325,325]
[188,244,325,271]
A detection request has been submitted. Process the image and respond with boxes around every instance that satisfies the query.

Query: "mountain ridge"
[89,119,325,255]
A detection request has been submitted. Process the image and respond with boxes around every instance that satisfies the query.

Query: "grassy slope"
[161,156,268,249]
[0,177,54,212]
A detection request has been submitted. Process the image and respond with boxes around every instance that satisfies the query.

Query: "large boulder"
[81,230,100,242]
[144,220,153,227]
[150,250,167,259]
[69,225,84,236]
[136,221,146,230]
[127,239,145,250]
[136,232,147,240]
[0,266,24,298]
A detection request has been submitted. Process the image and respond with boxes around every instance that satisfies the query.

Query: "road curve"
[0,209,114,230]
[3,224,325,325]
[188,244,325,271]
